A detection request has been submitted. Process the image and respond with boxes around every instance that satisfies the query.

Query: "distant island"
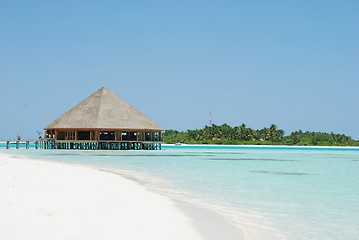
[163,124,359,146]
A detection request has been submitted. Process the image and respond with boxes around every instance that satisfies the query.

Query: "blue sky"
[0,1,358,140]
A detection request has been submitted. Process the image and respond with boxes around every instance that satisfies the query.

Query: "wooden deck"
[2,140,161,150]
[47,140,162,150]
[3,141,32,149]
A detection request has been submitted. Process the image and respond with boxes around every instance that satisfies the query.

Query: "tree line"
[163,124,359,146]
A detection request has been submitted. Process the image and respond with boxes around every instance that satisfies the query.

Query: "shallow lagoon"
[3,145,359,240]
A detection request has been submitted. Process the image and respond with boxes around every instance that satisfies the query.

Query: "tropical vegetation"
[163,124,359,146]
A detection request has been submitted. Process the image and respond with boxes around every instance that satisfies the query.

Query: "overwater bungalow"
[44,87,163,150]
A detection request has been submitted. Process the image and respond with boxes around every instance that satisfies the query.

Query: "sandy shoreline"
[0,152,205,240]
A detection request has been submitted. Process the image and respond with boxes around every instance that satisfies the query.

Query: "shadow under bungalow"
[43,87,162,150]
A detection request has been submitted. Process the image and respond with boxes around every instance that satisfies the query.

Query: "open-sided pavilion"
[44,87,163,150]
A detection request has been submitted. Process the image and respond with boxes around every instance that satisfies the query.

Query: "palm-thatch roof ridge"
[45,87,162,131]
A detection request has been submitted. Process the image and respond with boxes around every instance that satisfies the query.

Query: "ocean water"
[1,145,359,240]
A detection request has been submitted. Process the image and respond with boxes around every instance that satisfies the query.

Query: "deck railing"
[0,140,162,150]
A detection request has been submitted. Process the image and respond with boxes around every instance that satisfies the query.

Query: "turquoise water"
[2,145,359,239]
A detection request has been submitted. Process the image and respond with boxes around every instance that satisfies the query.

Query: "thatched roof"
[45,87,162,131]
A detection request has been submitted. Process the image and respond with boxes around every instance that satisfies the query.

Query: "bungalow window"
[100,131,116,141]
[154,132,160,141]
[56,131,75,140]
[66,132,75,140]
[57,131,66,140]
[145,132,151,141]
[77,131,91,140]
[122,132,129,141]
[129,132,137,141]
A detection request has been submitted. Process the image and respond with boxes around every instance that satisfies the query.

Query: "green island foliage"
[163,124,359,146]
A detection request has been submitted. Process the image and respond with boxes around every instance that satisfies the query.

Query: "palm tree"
[268,124,284,142]
[235,123,253,141]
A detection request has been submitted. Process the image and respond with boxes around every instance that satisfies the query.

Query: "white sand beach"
[0,153,203,240]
